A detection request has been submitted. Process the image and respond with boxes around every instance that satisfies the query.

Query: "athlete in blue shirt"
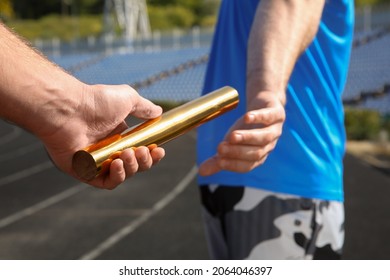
[197,0,354,259]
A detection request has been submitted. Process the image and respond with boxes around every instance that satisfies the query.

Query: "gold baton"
[72,86,239,181]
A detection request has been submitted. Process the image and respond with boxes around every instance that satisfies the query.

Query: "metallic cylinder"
[72,86,239,181]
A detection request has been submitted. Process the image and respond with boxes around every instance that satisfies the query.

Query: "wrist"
[31,74,88,140]
[246,77,286,110]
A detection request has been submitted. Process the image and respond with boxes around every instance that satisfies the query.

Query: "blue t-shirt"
[197,0,354,201]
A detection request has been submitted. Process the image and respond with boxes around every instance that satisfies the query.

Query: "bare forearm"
[0,23,166,188]
[247,0,325,106]
[0,23,86,138]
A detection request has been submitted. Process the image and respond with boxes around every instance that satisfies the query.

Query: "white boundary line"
[0,126,21,146]
[0,183,87,229]
[79,165,198,260]
[0,161,53,187]
[0,142,43,162]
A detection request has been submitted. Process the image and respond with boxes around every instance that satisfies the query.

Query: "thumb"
[199,156,222,176]
[129,92,163,120]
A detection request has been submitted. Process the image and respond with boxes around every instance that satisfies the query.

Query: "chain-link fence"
[35,27,214,57]
[355,4,390,32]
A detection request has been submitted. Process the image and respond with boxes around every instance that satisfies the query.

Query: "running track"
[0,118,389,259]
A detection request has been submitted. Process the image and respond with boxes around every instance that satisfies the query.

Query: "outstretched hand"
[41,84,165,189]
[199,91,285,176]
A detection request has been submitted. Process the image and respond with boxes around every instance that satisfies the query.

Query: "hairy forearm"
[0,23,86,138]
[247,0,325,106]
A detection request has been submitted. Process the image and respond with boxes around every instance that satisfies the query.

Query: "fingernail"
[247,113,255,122]
[234,133,243,142]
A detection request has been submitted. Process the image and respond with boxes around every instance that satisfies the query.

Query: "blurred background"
[0,0,389,260]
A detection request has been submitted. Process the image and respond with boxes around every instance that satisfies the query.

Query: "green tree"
[11,0,103,19]
[0,0,14,20]
[345,108,382,140]
[11,0,59,19]
[147,0,220,27]
[356,0,390,5]
[148,5,194,30]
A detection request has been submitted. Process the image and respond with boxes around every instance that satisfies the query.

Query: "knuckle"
[259,155,268,165]
[242,163,254,173]
[269,141,277,151]
[103,181,117,190]
[280,111,286,122]
[263,132,274,144]
[254,149,264,160]
[144,108,153,118]
[129,163,138,174]
[263,112,272,124]
[238,133,249,144]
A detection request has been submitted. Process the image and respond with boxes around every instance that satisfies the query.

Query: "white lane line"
[0,142,43,162]
[0,183,87,229]
[0,161,54,187]
[79,165,198,260]
[0,126,22,146]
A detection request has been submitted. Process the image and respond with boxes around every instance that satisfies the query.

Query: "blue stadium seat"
[343,33,390,100]
[49,33,390,114]
[139,63,207,102]
[71,47,209,85]
[343,33,390,114]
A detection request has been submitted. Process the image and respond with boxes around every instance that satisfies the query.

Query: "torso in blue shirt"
[197,0,354,201]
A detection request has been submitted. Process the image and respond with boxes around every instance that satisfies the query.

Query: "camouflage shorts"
[199,185,344,260]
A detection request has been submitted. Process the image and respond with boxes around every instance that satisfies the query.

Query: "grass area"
[344,108,390,171]
[7,14,103,41]
[4,6,217,42]
[347,140,390,169]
